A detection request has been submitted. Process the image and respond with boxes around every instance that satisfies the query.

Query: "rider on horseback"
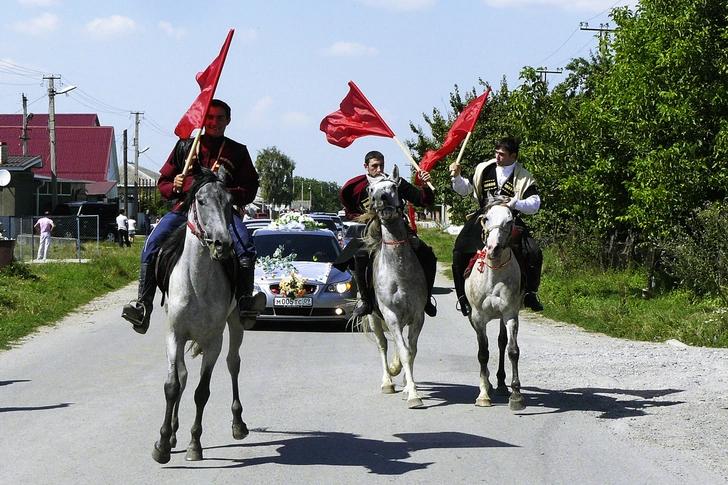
[121,99,266,334]
[334,150,438,318]
[450,137,544,316]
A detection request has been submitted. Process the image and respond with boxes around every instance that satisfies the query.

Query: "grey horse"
[152,168,251,463]
[464,197,526,411]
[362,165,427,409]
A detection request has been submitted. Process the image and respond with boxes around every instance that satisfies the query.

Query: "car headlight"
[326,281,352,294]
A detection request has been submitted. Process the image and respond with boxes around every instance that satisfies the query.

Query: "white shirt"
[116,214,128,231]
[452,163,541,215]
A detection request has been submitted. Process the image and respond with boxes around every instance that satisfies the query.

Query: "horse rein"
[474,247,513,272]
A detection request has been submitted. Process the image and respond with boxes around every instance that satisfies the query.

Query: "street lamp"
[46,76,76,211]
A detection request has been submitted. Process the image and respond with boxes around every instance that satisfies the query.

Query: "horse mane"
[360,210,382,259]
[157,169,220,296]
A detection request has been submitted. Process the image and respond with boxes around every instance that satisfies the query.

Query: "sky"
[0,0,637,187]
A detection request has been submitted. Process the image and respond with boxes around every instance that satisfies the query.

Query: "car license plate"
[274,297,313,307]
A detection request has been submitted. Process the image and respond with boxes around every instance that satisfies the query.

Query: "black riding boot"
[522,236,544,312]
[237,257,266,326]
[415,244,438,317]
[121,263,157,334]
[452,251,472,317]
[353,254,373,317]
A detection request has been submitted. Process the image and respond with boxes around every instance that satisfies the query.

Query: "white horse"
[464,197,526,411]
[363,165,427,409]
[152,168,251,463]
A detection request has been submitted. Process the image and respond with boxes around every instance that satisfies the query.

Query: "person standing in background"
[144,209,151,237]
[34,211,55,261]
[116,209,131,248]
[128,217,137,244]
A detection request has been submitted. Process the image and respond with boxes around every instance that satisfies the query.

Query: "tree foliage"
[255,146,296,207]
[409,0,728,267]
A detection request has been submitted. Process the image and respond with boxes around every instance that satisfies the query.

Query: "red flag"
[174,29,235,138]
[419,88,491,173]
[319,81,395,148]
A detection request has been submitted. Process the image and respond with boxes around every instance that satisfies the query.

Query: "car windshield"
[345,224,365,239]
[312,218,337,233]
[254,232,341,263]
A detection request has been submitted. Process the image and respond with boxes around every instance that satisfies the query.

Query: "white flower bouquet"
[279,271,307,298]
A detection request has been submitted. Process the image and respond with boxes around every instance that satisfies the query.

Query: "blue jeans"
[141,210,255,265]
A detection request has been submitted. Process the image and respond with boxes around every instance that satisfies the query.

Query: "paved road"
[1,271,726,484]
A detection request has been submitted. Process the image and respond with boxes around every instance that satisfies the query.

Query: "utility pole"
[535,67,563,83]
[45,75,76,211]
[579,22,615,39]
[21,94,33,156]
[132,111,144,217]
[123,130,129,216]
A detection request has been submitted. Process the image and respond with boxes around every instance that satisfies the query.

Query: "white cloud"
[158,21,186,39]
[17,0,59,6]
[481,0,637,12]
[281,112,309,128]
[13,12,58,35]
[85,15,136,39]
[361,0,435,11]
[236,27,258,43]
[320,42,378,58]
[245,96,274,126]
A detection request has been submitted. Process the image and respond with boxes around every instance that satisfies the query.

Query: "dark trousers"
[118,229,130,247]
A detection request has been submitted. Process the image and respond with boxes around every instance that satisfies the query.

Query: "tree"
[255,146,295,208]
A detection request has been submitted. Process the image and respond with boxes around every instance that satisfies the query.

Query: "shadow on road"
[164,428,516,474]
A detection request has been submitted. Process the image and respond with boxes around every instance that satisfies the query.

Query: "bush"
[658,200,728,304]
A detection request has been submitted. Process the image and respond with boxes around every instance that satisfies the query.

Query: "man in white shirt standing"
[449,137,543,316]
[116,209,131,248]
[34,211,55,260]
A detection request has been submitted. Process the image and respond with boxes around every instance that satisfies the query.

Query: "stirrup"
[456,296,471,317]
[121,301,150,334]
[353,299,372,317]
[425,297,437,317]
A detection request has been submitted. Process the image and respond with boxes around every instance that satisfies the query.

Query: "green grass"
[0,241,142,350]
[418,227,728,348]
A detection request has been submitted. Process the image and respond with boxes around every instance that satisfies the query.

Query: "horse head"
[367,164,403,223]
[184,167,234,261]
[479,195,514,260]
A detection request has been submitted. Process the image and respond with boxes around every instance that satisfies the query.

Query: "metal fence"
[0,215,103,263]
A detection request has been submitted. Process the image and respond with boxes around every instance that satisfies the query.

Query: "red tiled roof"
[0,123,115,183]
[0,113,99,127]
[85,181,116,196]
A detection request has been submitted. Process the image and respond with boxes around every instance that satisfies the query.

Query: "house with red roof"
[0,113,119,216]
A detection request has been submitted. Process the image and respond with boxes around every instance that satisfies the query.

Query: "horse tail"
[186,340,203,358]
[389,349,402,377]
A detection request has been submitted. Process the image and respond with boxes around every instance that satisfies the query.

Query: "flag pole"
[182,128,204,177]
[450,131,473,176]
[393,135,435,191]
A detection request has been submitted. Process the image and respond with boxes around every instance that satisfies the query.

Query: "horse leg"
[369,315,396,394]
[152,336,185,464]
[186,338,223,461]
[473,321,492,407]
[227,319,249,440]
[505,316,525,411]
[170,356,188,449]
[400,319,424,409]
[494,318,510,396]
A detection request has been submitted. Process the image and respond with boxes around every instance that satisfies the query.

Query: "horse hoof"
[509,395,526,411]
[170,435,177,449]
[381,384,396,394]
[407,397,424,409]
[152,444,170,464]
[186,446,203,461]
[495,385,510,397]
[233,422,249,440]
[475,398,492,407]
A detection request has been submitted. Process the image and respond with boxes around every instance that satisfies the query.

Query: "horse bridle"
[370,180,408,246]
[186,180,225,250]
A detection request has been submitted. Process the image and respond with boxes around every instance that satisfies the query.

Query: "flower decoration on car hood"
[279,271,307,298]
